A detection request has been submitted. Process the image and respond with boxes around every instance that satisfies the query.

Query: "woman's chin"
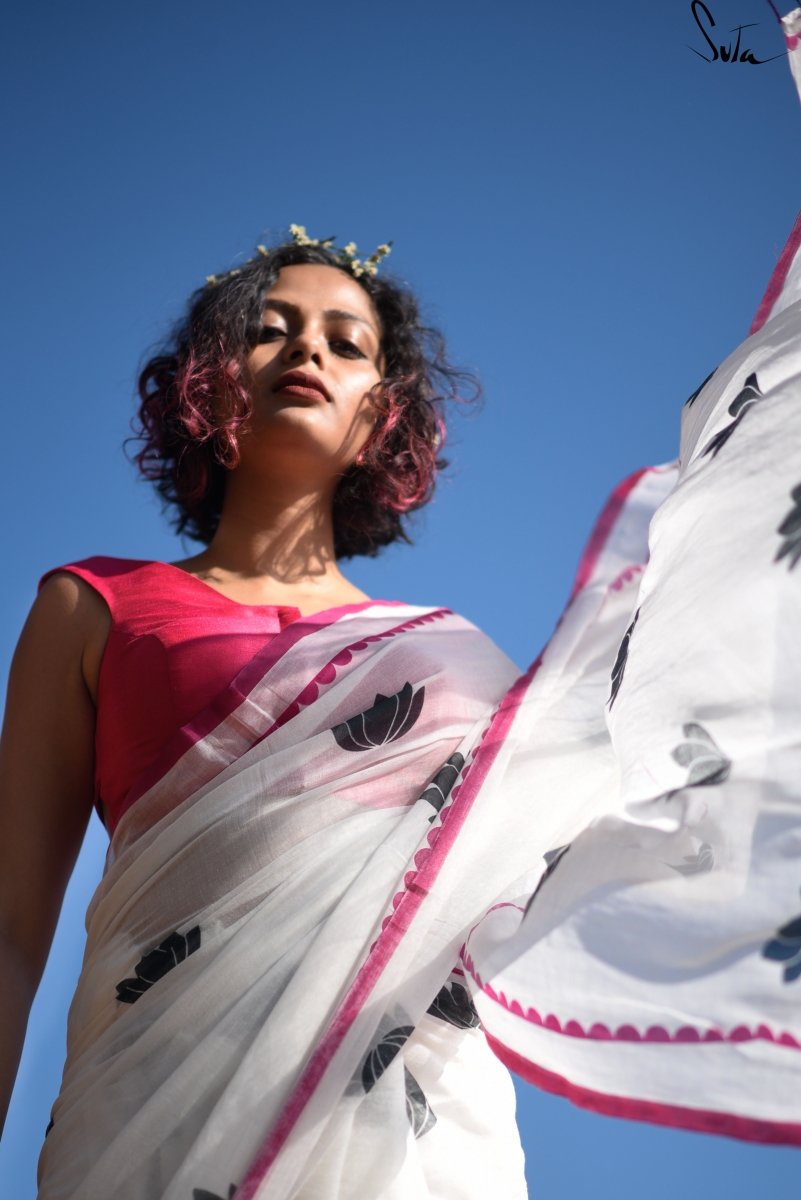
[240,413,368,469]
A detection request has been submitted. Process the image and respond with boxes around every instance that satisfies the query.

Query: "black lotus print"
[405,1067,437,1139]
[664,724,728,875]
[359,1025,436,1137]
[671,841,715,875]
[193,1188,236,1200]
[427,979,480,1029]
[700,371,763,459]
[608,608,640,709]
[775,482,801,571]
[332,682,425,752]
[684,366,717,408]
[670,723,731,786]
[524,844,571,915]
[763,896,801,983]
[361,1024,414,1093]
[115,926,201,1004]
[420,752,465,820]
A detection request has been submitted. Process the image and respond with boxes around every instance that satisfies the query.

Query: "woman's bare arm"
[0,573,108,1134]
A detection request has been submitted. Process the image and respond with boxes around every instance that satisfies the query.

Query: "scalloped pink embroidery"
[262,608,450,738]
[609,563,644,592]
[460,947,801,1050]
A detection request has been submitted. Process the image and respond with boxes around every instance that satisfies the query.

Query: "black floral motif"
[332,683,425,752]
[670,723,731,786]
[661,724,729,874]
[115,926,201,1004]
[427,980,480,1029]
[700,371,763,459]
[361,1025,414,1093]
[762,897,801,983]
[671,841,715,875]
[684,366,717,408]
[405,1067,437,1138]
[359,1026,436,1136]
[775,482,801,571]
[192,1187,236,1200]
[608,608,640,709]
[420,752,465,819]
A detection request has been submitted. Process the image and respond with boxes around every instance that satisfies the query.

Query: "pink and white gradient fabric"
[36,12,801,1199]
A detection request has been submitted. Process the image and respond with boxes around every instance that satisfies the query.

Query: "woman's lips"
[274,383,328,402]
[272,371,331,402]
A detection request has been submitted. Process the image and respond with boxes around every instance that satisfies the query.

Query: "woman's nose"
[282,327,325,366]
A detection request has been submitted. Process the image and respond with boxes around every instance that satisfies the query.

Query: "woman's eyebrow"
[263,299,379,335]
[322,307,373,328]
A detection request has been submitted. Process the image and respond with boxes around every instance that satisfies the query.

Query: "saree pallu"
[461,12,801,1142]
[39,14,801,1196]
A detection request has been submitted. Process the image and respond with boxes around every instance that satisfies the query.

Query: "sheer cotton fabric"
[37,605,529,1199]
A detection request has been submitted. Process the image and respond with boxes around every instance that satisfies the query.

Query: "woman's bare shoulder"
[28,570,112,706]
[0,573,104,980]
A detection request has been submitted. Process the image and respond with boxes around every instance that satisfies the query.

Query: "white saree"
[38,604,531,1200]
[37,12,801,1197]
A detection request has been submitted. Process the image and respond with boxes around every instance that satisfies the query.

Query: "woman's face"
[240,263,385,480]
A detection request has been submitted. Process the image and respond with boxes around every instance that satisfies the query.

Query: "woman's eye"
[332,339,365,358]
[257,326,284,343]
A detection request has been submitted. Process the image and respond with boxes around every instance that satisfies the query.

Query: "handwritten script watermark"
[688,1,784,63]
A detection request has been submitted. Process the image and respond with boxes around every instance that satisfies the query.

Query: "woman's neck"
[172,472,367,606]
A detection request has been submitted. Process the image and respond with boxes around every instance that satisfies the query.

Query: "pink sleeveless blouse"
[38,557,303,835]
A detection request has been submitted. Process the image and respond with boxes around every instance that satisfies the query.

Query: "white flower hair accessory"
[205,225,392,287]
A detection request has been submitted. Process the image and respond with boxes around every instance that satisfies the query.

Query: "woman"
[4,16,801,1187]
[1,228,533,1198]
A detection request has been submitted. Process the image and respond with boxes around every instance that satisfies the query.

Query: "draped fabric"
[38,607,531,1199]
[462,9,801,1139]
[37,12,801,1197]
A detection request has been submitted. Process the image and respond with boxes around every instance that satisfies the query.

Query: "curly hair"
[132,237,479,559]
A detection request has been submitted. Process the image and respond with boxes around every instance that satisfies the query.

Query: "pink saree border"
[568,467,650,600]
[234,649,548,1198]
[461,946,801,1052]
[486,1034,801,1146]
[748,208,801,336]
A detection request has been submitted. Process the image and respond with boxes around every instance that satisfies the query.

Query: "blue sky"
[1,1,800,1195]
